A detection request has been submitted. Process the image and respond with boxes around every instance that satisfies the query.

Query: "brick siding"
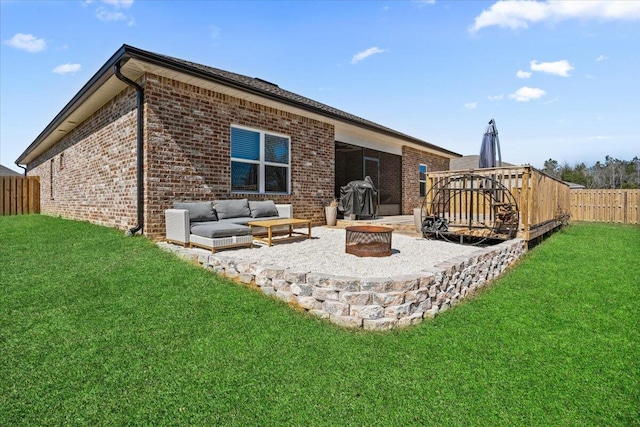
[26,71,452,239]
[28,88,139,229]
[144,74,335,239]
[401,146,449,214]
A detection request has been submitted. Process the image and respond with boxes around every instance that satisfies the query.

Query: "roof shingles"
[144,47,458,156]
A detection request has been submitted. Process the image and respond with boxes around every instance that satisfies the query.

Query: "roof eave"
[16,45,133,165]
[17,44,460,165]
[120,46,461,157]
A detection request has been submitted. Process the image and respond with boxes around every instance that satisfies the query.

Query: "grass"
[1,215,638,426]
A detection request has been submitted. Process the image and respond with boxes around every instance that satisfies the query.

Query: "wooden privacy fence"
[1,176,40,215]
[425,166,570,242]
[570,189,640,225]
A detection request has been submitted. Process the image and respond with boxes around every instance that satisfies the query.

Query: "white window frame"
[419,163,427,197]
[230,125,291,194]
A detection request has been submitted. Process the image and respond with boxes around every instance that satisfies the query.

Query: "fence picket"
[0,177,40,216]
[570,189,639,225]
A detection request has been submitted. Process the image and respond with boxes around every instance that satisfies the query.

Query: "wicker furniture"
[165,199,292,253]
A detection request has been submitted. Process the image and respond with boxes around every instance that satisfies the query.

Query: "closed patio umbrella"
[479,119,502,168]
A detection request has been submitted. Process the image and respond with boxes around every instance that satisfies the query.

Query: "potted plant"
[413,207,423,233]
[325,198,339,226]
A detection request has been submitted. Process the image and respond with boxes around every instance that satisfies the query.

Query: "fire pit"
[345,225,393,257]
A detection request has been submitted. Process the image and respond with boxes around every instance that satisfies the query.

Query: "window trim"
[230,124,291,195]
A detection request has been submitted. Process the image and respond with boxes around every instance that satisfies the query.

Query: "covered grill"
[338,176,378,219]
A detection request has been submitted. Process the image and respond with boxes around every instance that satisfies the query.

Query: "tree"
[560,162,589,187]
[542,159,560,178]
[539,156,640,189]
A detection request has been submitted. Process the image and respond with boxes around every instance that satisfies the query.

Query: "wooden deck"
[423,166,571,244]
[337,215,420,237]
[335,167,571,247]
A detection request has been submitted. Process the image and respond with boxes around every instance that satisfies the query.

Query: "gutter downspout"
[114,61,144,236]
[15,163,27,176]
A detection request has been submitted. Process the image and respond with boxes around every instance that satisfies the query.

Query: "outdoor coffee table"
[248,218,312,246]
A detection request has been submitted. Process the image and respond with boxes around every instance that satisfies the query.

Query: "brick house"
[16,45,460,239]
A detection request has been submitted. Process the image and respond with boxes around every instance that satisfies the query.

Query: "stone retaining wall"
[160,238,526,330]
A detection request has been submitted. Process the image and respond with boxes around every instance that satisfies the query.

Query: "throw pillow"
[249,200,279,218]
[173,201,218,222]
[214,199,251,219]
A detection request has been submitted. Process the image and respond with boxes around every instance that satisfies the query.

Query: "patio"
[159,225,526,330]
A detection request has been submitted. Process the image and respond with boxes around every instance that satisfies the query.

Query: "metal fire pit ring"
[345,225,393,257]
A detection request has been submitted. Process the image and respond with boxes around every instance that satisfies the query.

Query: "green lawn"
[1,216,638,426]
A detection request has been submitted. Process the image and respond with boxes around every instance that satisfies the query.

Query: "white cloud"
[94,0,134,24]
[488,94,503,101]
[516,70,532,79]
[596,55,608,62]
[469,0,640,33]
[464,102,478,110]
[414,0,436,6]
[96,7,134,25]
[3,33,46,53]
[530,59,574,77]
[351,47,387,64]
[52,63,82,74]
[96,7,126,22]
[509,86,546,102]
[101,0,134,8]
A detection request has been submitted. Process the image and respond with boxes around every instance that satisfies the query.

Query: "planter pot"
[413,208,423,233]
[325,206,338,226]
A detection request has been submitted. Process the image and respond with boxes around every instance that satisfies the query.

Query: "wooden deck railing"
[570,189,640,225]
[1,176,40,216]
[425,166,570,242]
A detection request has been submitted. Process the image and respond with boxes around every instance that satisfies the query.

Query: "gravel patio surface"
[211,226,479,278]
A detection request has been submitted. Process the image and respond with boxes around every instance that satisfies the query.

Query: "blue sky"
[1,0,639,173]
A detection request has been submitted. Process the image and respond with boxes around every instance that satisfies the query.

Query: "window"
[419,163,427,197]
[50,159,55,200]
[59,153,64,170]
[231,126,290,194]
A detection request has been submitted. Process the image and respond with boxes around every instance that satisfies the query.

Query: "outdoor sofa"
[165,198,292,252]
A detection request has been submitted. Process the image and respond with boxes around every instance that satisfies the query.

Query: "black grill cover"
[338,176,378,217]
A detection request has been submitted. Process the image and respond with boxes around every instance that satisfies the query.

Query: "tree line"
[541,156,640,189]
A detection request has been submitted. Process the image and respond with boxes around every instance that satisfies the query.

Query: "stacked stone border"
[159,237,526,330]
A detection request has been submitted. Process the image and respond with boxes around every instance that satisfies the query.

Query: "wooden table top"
[247,218,311,227]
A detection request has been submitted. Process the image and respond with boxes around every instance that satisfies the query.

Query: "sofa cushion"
[190,221,251,239]
[218,217,254,225]
[249,200,279,218]
[174,201,218,222]
[220,216,281,226]
[214,199,251,220]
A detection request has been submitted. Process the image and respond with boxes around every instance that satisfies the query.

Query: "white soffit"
[22,61,142,164]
